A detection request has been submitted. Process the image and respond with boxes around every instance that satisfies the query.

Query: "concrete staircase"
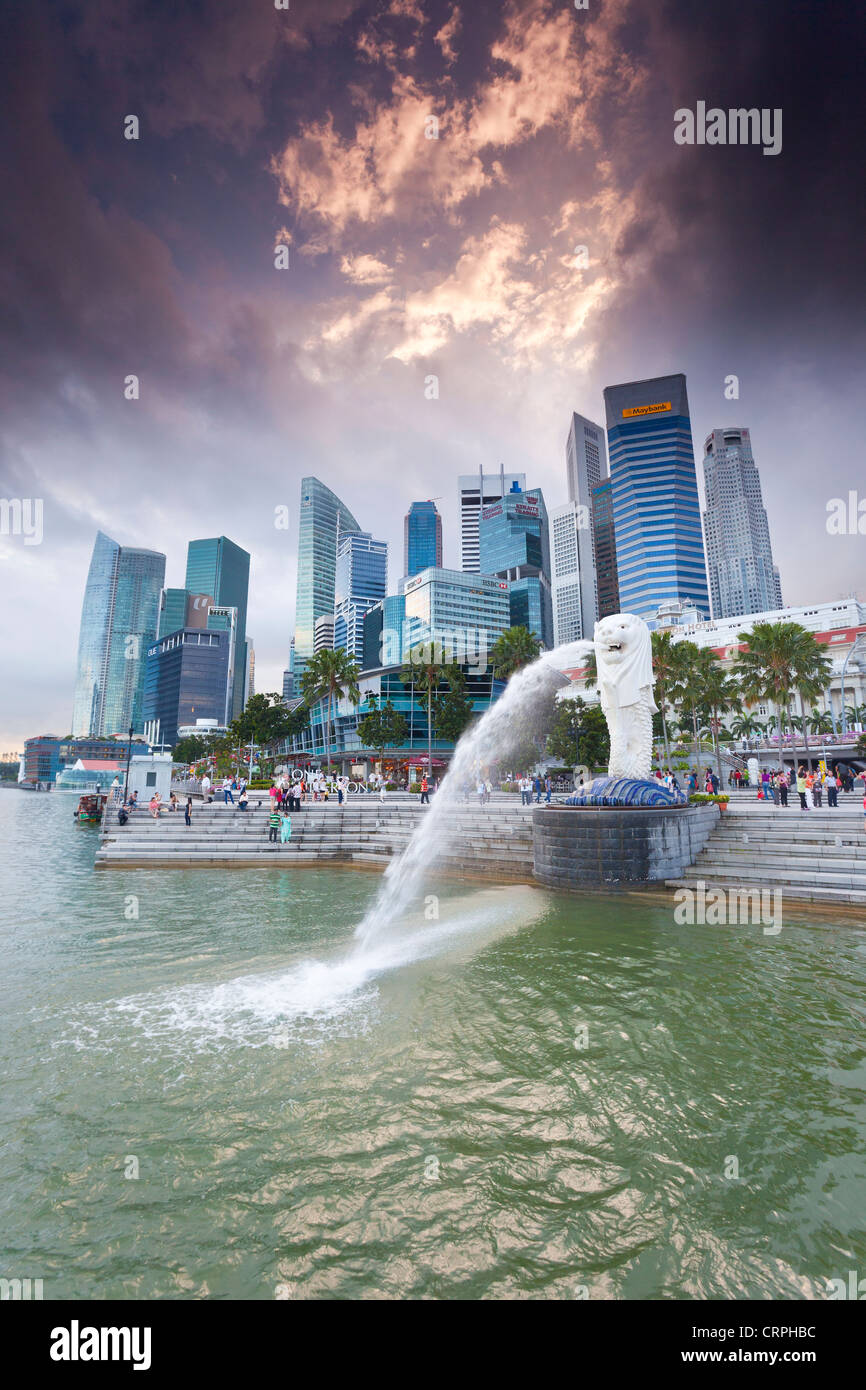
[95,799,536,881]
[666,803,866,907]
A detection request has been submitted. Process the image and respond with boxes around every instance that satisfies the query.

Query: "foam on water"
[97,886,547,1051]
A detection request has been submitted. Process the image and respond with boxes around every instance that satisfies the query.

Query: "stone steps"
[95,801,536,878]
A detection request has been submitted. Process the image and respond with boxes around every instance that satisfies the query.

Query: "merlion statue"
[594,612,657,781]
[562,611,687,808]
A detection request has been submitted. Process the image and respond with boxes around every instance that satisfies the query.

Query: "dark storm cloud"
[0,0,864,747]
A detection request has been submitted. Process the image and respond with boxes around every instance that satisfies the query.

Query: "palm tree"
[733,621,815,773]
[489,626,542,682]
[669,640,705,770]
[651,630,678,771]
[844,703,866,730]
[300,648,361,774]
[792,635,832,769]
[400,643,451,779]
[808,709,834,736]
[700,660,737,788]
[731,713,765,742]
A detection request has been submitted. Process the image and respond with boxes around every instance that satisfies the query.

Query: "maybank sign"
[622,401,672,419]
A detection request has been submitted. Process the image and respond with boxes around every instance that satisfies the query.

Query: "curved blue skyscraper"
[294,477,362,677]
[72,531,166,737]
[603,373,710,622]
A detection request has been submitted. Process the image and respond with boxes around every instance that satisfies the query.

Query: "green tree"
[230,692,301,754]
[489,626,542,682]
[793,643,833,766]
[699,660,737,788]
[300,651,361,773]
[546,696,610,771]
[172,733,209,764]
[651,629,679,770]
[668,640,704,768]
[432,666,475,744]
[400,643,450,777]
[734,621,830,773]
[730,713,765,740]
[356,695,408,767]
[808,709,834,735]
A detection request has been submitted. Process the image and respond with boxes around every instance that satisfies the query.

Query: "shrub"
[409,782,421,794]
[385,782,399,791]
[689,793,729,804]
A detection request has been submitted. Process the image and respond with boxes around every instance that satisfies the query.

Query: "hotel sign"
[622,401,672,418]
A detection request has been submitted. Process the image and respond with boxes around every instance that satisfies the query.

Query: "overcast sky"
[1,0,864,752]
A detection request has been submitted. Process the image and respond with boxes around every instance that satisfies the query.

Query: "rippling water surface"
[2,791,865,1299]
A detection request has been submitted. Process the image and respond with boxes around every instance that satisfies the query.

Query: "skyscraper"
[184,536,250,720]
[143,627,233,749]
[458,465,526,572]
[701,428,783,619]
[591,479,620,619]
[603,373,709,622]
[404,500,443,578]
[72,531,166,737]
[294,477,363,676]
[479,482,553,648]
[334,531,388,663]
[566,412,607,505]
[565,411,607,633]
[551,502,594,645]
[282,638,295,702]
[157,588,188,639]
[402,567,511,662]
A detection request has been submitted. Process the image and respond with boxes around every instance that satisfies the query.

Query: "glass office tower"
[478,483,553,648]
[184,537,250,720]
[157,588,188,639]
[458,466,526,573]
[404,500,443,579]
[72,531,166,737]
[334,531,388,663]
[603,373,710,622]
[294,477,363,677]
[591,478,620,619]
[702,427,782,619]
[143,628,232,750]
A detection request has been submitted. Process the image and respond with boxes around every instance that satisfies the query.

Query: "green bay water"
[2,790,865,1300]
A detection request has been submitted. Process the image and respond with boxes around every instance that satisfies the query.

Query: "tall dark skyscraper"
[404,500,443,578]
[72,531,166,737]
[702,427,782,619]
[184,536,250,720]
[293,477,362,678]
[603,373,709,622]
[591,479,620,619]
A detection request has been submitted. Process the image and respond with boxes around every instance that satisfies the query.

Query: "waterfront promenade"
[96,796,536,881]
[95,791,866,907]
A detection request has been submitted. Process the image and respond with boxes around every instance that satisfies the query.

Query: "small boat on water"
[73,792,108,824]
